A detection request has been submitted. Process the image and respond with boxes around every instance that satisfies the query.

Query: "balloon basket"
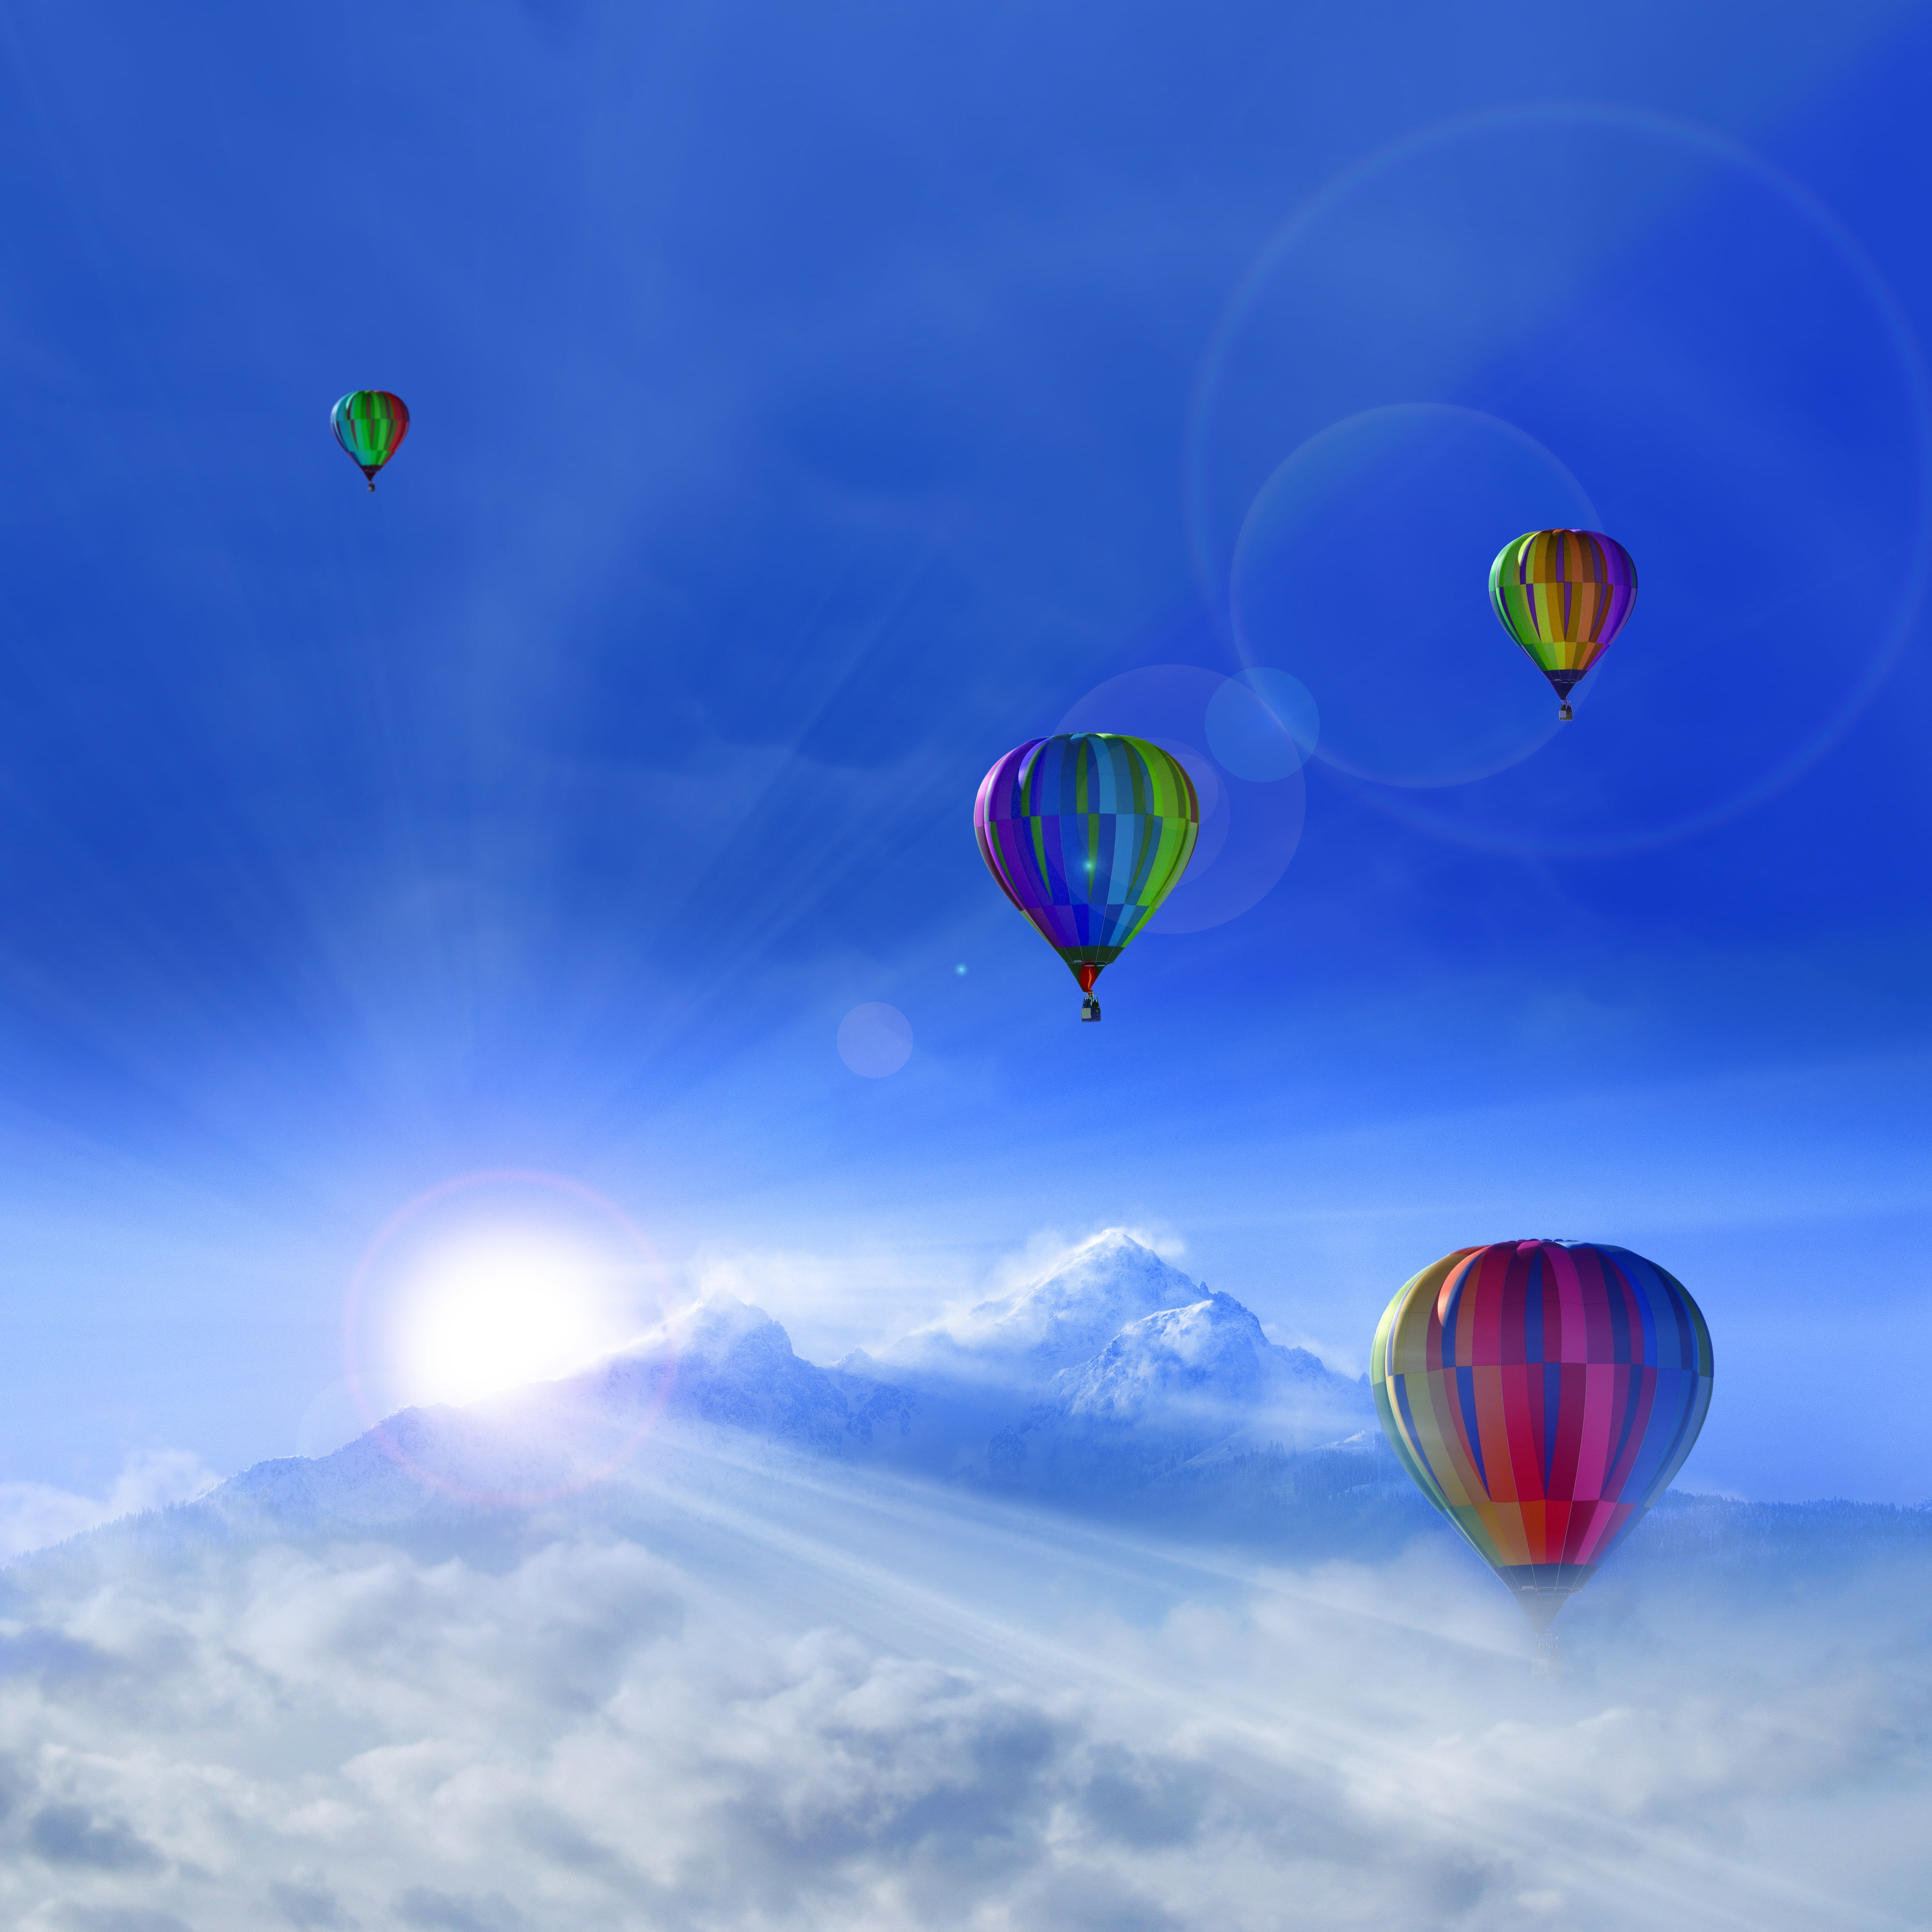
[1080,996,1102,1023]
[1558,702,1574,722]
[1531,1633,1563,1681]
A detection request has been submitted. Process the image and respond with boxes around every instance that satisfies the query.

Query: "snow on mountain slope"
[1051,1292,1368,1434]
[869,1231,1207,1389]
[986,1292,1373,1503]
[179,1294,919,1542]
[564,1295,918,1454]
[30,1260,1377,1562]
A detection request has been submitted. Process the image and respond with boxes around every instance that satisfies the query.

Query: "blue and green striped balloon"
[974,733,1199,1019]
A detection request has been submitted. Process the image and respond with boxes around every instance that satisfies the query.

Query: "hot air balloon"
[974,733,1199,1021]
[1489,529,1637,721]
[1372,1239,1712,1637]
[331,390,411,491]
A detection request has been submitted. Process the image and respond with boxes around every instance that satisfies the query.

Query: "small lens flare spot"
[838,1002,913,1077]
[954,963,968,975]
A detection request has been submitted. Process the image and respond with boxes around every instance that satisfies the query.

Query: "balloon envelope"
[331,390,411,485]
[1372,1239,1712,1630]
[973,733,1199,1002]
[1489,529,1637,711]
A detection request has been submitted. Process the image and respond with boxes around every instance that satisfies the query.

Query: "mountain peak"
[874,1231,1202,1388]
[1048,1291,1369,1435]
[624,1293,796,1368]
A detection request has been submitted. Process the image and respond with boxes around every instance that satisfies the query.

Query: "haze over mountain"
[860,1231,1215,1387]
[6,1232,1931,1931]
[21,1231,1916,1585]
[57,1233,1367,1553]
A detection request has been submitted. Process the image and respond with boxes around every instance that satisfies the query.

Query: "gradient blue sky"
[0,0,1927,1502]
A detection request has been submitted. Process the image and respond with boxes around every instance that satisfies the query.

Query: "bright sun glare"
[393,1231,620,1407]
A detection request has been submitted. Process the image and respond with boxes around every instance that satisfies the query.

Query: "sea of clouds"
[0,1434,1926,1932]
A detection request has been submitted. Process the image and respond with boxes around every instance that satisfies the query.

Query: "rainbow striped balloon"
[973,734,1199,1020]
[331,390,411,491]
[1489,528,1638,720]
[1372,1240,1713,1631]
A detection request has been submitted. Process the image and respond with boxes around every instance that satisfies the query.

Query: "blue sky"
[0,0,1927,1501]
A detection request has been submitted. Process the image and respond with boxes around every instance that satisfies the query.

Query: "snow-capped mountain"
[864,1231,1206,1390]
[838,1230,1242,1480]
[561,1295,918,1455]
[173,1295,919,1544]
[24,1235,1388,1564]
[986,1290,1372,1500]
[1048,1291,1368,1435]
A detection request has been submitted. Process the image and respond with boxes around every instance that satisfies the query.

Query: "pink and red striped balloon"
[1372,1239,1713,1630]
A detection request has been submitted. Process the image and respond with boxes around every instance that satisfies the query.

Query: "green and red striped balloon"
[331,390,411,491]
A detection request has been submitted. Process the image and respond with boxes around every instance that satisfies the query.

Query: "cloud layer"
[0,1451,219,1567]
[0,1443,1927,1931]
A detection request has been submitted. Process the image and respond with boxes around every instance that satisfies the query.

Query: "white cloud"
[0,1443,1925,1930]
[1261,1321,1366,1378]
[0,1451,220,1564]
[683,1238,975,1368]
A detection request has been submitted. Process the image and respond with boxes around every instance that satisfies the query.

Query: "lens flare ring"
[1186,101,1932,854]
[1055,664,1306,933]
[1229,402,1600,787]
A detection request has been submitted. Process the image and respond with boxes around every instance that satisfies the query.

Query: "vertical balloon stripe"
[1574,1364,1613,1498]
[1605,1364,1657,1500]
[1629,1258,1663,1365]
[1031,815,1057,899]
[1474,1259,1506,1363]
[1383,1373,1437,1502]
[1540,1360,1562,1489]
[1457,1366,1490,1492]
[1502,1364,1537,1497]
[1371,1240,1712,1624]
[1555,1250,1587,1361]
[1121,823,1160,905]
[1606,1259,1635,1362]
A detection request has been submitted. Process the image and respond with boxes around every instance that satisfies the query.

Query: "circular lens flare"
[1231,404,1597,787]
[1187,104,1932,852]
[1205,668,1321,779]
[1056,665,1304,932]
[837,1002,914,1077]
